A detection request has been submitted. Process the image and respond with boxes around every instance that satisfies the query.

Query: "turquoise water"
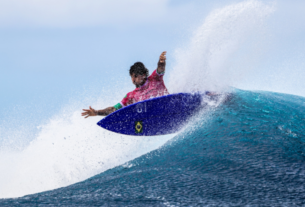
[1,89,305,206]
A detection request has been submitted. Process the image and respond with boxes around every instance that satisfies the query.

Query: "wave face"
[1,89,305,206]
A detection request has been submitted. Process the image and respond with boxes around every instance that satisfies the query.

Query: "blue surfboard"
[97,93,207,136]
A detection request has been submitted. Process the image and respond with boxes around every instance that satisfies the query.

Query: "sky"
[0,0,207,114]
[1,0,305,120]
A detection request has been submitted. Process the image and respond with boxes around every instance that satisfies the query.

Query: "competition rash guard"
[114,69,169,110]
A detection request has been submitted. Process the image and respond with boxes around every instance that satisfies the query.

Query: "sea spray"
[0,88,174,198]
[169,0,275,93]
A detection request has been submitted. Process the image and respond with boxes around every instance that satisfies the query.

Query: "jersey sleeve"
[113,103,123,110]
[149,69,165,82]
[114,95,127,110]
[114,93,134,110]
[121,94,130,107]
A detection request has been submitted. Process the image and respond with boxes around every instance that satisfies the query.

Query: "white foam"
[0,92,173,198]
[168,0,274,94]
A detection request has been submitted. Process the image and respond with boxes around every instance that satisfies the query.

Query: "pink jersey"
[119,70,169,108]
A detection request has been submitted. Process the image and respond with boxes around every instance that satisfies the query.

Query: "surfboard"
[97,93,206,136]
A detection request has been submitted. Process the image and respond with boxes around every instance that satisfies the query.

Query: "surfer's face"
[131,73,146,88]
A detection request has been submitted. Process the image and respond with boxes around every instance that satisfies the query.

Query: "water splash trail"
[169,0,274,93]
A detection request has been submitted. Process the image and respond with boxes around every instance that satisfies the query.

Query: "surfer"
[82,51,169,118]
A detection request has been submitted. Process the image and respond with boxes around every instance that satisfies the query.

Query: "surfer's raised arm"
[157,51,166,74]
[82,106,116,118]
[82,51,169,119]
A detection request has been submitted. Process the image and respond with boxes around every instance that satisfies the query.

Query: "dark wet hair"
[129,62,149,78]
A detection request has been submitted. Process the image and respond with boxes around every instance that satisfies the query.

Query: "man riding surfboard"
[82,51,168,118]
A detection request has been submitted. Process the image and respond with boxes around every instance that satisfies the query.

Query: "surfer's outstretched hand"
[82,106,97,118]
[159,51,166,64]
[157,51,166,74]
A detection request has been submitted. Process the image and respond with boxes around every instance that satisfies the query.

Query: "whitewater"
[1,0,305,206]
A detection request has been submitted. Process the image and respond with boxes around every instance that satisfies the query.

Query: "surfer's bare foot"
[206,92,217,96]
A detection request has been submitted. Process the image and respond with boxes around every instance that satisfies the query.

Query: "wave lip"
[1,89,305,206]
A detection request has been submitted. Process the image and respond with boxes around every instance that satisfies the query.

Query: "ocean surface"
[1,89,305,206]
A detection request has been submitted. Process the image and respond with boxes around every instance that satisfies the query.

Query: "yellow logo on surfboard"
[135,121,143,133]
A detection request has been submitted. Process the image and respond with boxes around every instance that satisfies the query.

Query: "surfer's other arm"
[157,51,166,74]
[82,106,116,118]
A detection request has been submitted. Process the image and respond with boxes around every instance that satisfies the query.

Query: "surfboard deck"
[97,93,206,136]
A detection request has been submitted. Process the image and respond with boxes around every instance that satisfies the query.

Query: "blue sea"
[1,89,305,206]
